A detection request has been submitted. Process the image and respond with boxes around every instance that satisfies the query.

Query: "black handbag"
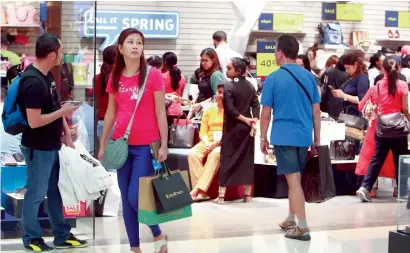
[375,83,409,138]
[329,140,355,160]
[151,162,193,214]
[168,116,198,148]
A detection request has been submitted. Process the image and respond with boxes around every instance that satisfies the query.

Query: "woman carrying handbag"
[98,28,169,253]
[356,56,410,203]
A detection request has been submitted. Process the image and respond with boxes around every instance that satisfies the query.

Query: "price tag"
[213,131,222,142]
[256,53,279,77]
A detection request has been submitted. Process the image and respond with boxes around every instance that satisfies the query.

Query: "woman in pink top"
[161,52,186,126]
[98,28,168,253]
[356,56,410,203]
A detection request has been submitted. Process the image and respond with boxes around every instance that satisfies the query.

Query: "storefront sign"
[83,8,179,50]
[258,13,304,32]
[385,11,410,28]
[256,41,279,77]
[322,2,363,21]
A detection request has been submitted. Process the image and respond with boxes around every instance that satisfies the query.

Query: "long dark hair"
[199,48,222,77]
[341,53,367,77]
[402,55,410,69]
[369,53,382,70]
[162,52,181,91]
[111,28,147,92]
[99,45,116,95]
[297,54,311,72]
[383,56,399,97]
[147,55,162,69]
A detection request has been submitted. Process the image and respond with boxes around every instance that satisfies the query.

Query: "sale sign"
[256,41,279,77]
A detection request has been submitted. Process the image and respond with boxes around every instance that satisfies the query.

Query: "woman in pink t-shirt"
[98,28,168,253]
[356,56,410,203]
[161,52,186,126]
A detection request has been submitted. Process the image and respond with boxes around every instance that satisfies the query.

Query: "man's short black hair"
[213,31,227,42]
[217,83,225,89]
[277,34,299,60]
[35,33,61,59]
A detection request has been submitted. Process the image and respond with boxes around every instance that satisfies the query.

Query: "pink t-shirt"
[162,72,186,116]
[106,68,165,145]
[373,78,409,115]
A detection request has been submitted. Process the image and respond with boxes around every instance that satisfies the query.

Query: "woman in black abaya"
[215,57,260,204]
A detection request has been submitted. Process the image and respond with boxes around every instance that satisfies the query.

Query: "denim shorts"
[274,146,308,175]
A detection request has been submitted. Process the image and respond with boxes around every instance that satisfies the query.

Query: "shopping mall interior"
[1,1,410,252]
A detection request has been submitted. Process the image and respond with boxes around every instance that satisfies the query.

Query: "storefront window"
[1,0,97,243]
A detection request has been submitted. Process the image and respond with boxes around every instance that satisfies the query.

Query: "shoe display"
[25,238,54,252]
[394,30,400,39]
[388,30,394,38]
[54,233,87,249]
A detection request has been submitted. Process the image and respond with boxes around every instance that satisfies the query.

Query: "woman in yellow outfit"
[188,84,225,202]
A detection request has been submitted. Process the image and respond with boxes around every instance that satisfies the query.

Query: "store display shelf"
[0,24,40,28]
[251,30,306,35]
[318,44,350,50]
[376,38,410,43]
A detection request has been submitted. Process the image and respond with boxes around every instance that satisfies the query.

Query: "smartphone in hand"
[62,101,83,106]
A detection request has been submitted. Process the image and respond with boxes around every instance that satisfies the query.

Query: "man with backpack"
[16,33,87,252]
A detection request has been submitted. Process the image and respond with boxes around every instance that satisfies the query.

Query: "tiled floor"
[1,179,408,253]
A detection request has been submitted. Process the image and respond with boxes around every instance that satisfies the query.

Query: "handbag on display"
[102,67,151,170]
[350,31,370,47]
[318,22,348,46]
[1,8,7,24]
[375,84,410,138]
[168,115,198,148]
[338,106,367,141]
[329,140,356,160]
[6,5,37,25]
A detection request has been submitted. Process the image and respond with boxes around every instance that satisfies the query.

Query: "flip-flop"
[154,235,168,253]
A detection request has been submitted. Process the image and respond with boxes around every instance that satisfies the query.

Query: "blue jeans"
[20,146,71,246]
[117,145,161,247]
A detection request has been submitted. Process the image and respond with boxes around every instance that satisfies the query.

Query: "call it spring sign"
[82,8,179,50]
[258,13,304,32]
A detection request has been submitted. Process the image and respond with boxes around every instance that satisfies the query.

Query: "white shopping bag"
[103,172,121,217]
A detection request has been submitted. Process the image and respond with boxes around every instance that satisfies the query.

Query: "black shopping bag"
[152,162,193,214]
[302,145,336,203]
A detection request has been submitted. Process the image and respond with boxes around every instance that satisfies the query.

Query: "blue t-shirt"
[261,64,321,147]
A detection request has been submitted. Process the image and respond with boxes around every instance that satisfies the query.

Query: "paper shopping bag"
[138,170,192,225]
[152,170,193,214]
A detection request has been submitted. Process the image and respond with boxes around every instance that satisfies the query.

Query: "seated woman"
[188,84,225,202]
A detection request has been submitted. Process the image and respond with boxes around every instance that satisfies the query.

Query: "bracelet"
[260,136,267,141]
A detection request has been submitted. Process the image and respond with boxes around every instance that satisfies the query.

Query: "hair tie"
[173,64,177,68]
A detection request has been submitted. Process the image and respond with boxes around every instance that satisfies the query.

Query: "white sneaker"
[356,187,372,202]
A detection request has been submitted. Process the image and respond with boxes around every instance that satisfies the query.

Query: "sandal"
[194,193,211,202]
[213,194,225,204]
[244,195,252,203]
[154,235,168,253]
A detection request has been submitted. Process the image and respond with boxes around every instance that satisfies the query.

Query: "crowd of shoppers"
[7,25,410,252]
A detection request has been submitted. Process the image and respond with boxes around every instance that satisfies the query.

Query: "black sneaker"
[54,233,88,249]
[25,238,54,252]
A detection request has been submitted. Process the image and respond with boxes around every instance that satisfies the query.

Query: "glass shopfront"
[1,0,98,243]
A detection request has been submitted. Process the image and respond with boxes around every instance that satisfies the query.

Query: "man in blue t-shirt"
[259,34,321,241]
